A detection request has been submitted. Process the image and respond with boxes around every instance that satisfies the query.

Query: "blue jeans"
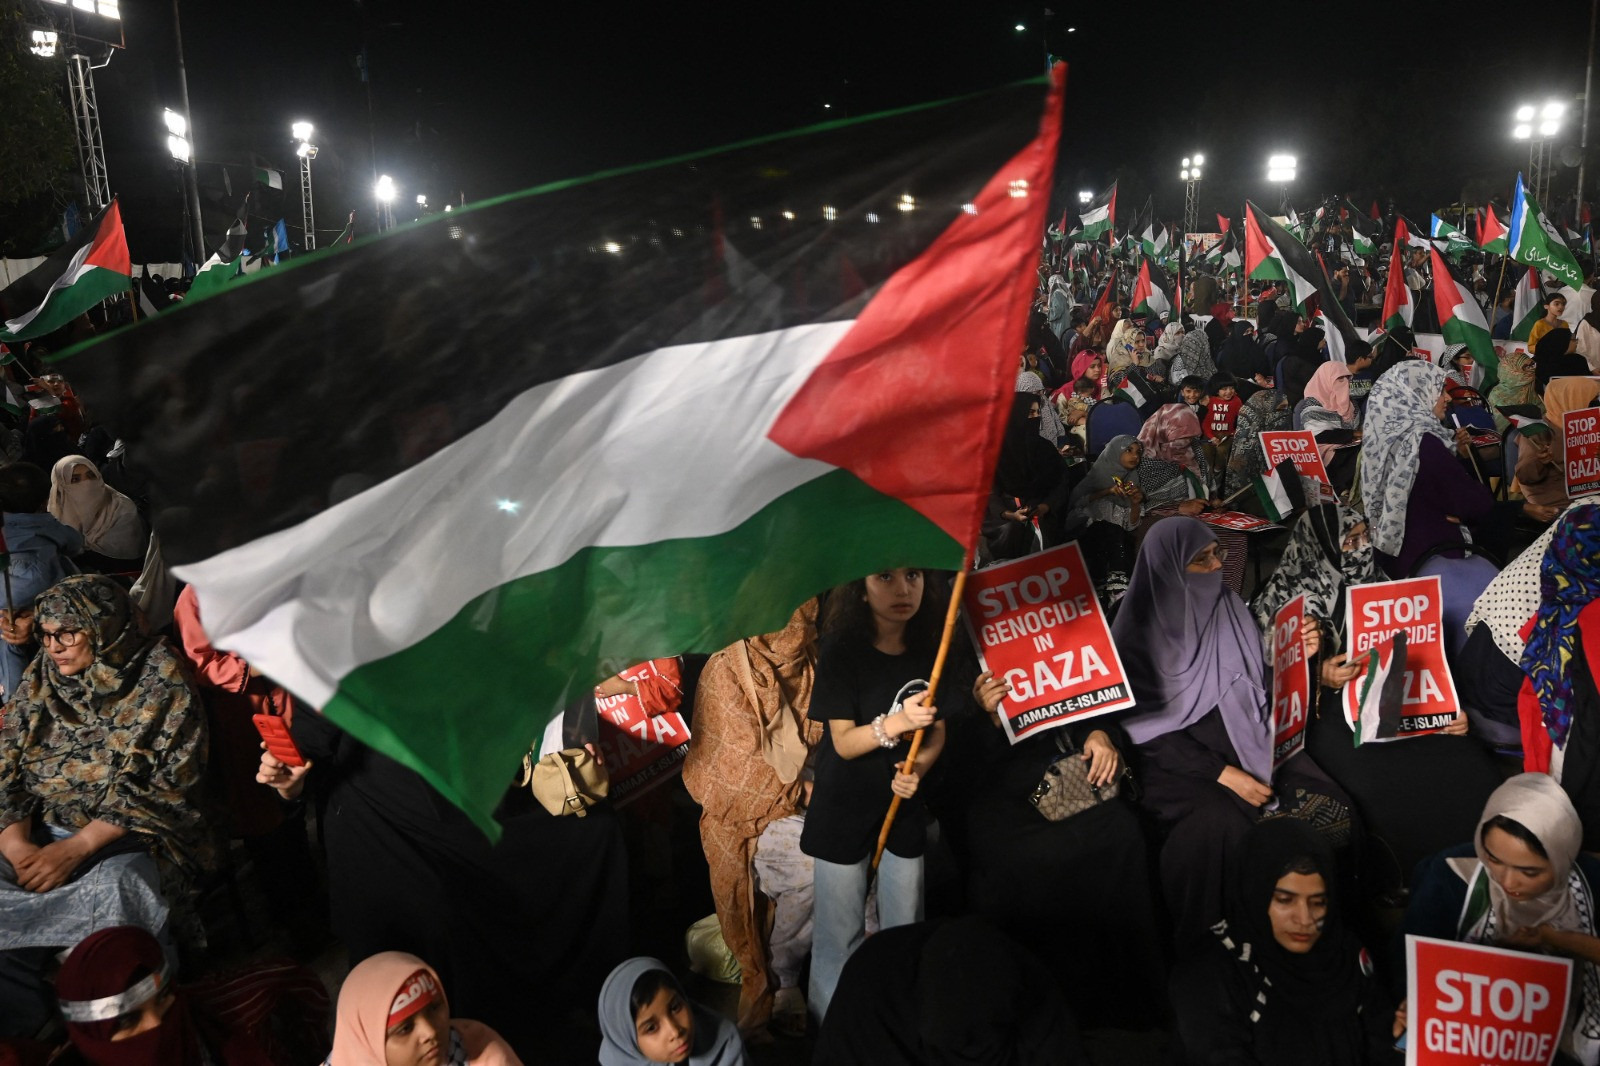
[807,850,923,1023]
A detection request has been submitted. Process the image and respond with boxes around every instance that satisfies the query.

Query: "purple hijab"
[1113,517,1274,783]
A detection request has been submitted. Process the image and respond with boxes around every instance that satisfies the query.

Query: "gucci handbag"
[522,747,609,817]
[1029,732,1129,822]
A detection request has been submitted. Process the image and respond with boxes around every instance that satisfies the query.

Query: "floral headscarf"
[1169,328,1217,383]
[1487,347,1539,431]
[1137,403,1204,469]
[1519,504,1600,748]
[1251,504,1375,651]
[1358,361,1454,557]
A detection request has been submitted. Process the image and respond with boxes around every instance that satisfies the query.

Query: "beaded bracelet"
[871,712,901,749]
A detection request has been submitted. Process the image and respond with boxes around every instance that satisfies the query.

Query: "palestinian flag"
[1348,630,1410,746]
[1480,203,1509,254]
[1079,181,1116,241]
[1394,215,1430,249]
[1244,203,1363,355]
[1245,201,1319,309]
[1431,246,1498,389]
[1088,271,1116,321]
[188,200,253,302]
[1138,201,1168,256]
[1130,257,1171,319]
[1380,220,1414,332]
[1217,213,1231,233]
[1430,215,1472,260]
[1343,203,1378,255]
[1253,459,1308,522]
[54,72,1064,836]
[0,200,131,342]
[1510,266,1543,342]
[1369,200,1382,220]
[1509,172,1585,289]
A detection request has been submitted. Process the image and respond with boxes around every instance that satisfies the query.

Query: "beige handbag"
[521,747,609,817]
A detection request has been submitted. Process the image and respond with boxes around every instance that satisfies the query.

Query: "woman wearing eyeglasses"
[1250,504,1499,896]
[1113,518,1355,940]
[0,574,211,1037]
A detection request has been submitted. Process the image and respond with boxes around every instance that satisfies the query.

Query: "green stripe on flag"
[321,468,961,836]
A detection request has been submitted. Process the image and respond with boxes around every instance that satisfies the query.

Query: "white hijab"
[1452,773,1585,934]
[48,454,146,560]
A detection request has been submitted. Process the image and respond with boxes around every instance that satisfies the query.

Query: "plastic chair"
[1413,552,1502,661]
[1498,426,1523,501]
[1087,401,1143,457]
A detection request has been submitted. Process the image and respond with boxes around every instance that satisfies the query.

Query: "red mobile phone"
[252,713,306,768]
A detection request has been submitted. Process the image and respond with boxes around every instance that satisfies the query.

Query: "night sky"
[64,0,1597,260]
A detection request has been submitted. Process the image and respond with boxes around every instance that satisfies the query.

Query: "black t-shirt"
[800,635,937,864]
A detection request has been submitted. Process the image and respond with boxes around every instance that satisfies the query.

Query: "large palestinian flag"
[1079,181,1116,241]
[0,201,131,342]
[58,73,1065,835]
[1509,173,1584,289]
[1431,246,1498,388]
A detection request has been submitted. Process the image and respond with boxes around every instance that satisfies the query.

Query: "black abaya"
[962,722,1168,1030]
[1302,687,1501,892]
[291,709,630,1052]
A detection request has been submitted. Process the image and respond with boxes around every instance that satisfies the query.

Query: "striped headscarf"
[1520,504,1600,748]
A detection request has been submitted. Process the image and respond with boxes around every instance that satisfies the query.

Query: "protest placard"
[1563,405,1600,499]
[592,660,692,806]
[963,542,1134,743]
[1270,595,1310,769]
[1405,935,1570,1066]
[1198,510,1281,533]
[1260,429,1332,487]
[1342,577,1460,743]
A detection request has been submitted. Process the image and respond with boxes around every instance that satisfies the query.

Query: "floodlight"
[166,135,191,163]
[292,121,314,142]
[375,175,396,203]
[163,108,186,137]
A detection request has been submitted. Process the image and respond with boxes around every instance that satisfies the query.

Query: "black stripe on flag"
[60,81,1053,566]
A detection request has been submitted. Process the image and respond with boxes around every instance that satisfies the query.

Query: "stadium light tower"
[292,121,318,250]
[1180,153,1204,234]
[1267,153,1297,212]
[375,174,397,232]
[1514,100,1565,205]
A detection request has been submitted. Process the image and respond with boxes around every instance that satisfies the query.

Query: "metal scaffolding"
[1183,179,1199,236]
[67,50,113,212]
[300,153,317,250]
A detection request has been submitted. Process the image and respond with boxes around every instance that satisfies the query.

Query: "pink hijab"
[1138,403,1204,469]
[1071,350,1105,399]
[328,953,522,1066]
[1304,362,1356,422]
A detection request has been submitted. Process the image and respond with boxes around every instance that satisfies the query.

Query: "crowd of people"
[1,197,1599,1066]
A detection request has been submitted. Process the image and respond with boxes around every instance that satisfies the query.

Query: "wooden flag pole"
[1489,253,1511,336]
[871,561,971,870]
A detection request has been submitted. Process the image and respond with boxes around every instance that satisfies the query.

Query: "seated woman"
[598,957,746,1066]
[680,601,821,1038]
[1172,820,1399,1066]
[1519,505,1600,847]
[1251,504,1499,890]
[1224,385,1292,498]
[46,456,145,575]
[1487,346,1541,433]
[1114,518,1354,939]
[326,952,521,1065]
[1068,350,1107,400]
[57,924,326,1066]
[962,668,1167,1030]
[1295,362,1363,492]
[0,575,211,1038]
[984,395,1076,562]
[1399,774,1600,1060]
[1362,361,1522,577]
[812,917,1084,1065]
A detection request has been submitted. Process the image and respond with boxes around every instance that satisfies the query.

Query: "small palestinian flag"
[0,201,131,342]
[1245,202,1320,309]
[57,71,1065,836]
[1344,204,1378,255]
[1509,172,1585,289]
[1089,272,1116,322]
[1130,257,1171,319]
[1430,215,1472,261]
[1394,215,1430,249]
[1380,220,1413,332]
[1216,213,1231,233]
[1510,266,1544,342]
[1431,246,1498,389]
[1480,203,1509,254]
[1349,630,1410,746]
[1253,459,1308,522]
[1079,181,1116,241]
